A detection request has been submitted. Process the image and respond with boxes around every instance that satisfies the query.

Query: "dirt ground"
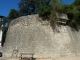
[1,57,80,60]
[36,57,80,60]
[55,57,80,60]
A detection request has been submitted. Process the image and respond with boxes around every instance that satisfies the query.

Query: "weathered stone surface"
[2,14,80,58]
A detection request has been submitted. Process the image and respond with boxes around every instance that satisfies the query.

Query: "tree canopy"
[6,0,80,30]
[18,0,62,20]
[36,0,51,19]
[63,0,80,30]
[73,0,80,5]
[8,9,20,20]
[18,0,37,16]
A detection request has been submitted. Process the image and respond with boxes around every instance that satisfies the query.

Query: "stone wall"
[2,15,80,58]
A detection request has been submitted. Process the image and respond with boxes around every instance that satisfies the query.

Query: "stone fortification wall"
[2,15,80,58]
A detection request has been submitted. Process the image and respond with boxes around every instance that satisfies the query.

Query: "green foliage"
[61,4,73,13]
[36,0,51,19]
[47,0,62,30]
[51,0,62,12]
[7,0,80,30]
[73,0,80,6]
[50,0,62,19]
[63,1,80,30]
[18,0,62,20]
[67,11,74,20]
[18,0,37,16]
[49,0,80,30]
[8,9,20,20]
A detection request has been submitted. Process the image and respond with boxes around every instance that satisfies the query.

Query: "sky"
[0,0,20,17]
[0,0,74,17]
[62,0,74,4]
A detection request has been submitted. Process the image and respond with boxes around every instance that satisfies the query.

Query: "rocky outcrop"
[2,14,80,58]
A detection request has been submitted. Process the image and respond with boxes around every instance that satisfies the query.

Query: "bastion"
[2,14,80,58]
